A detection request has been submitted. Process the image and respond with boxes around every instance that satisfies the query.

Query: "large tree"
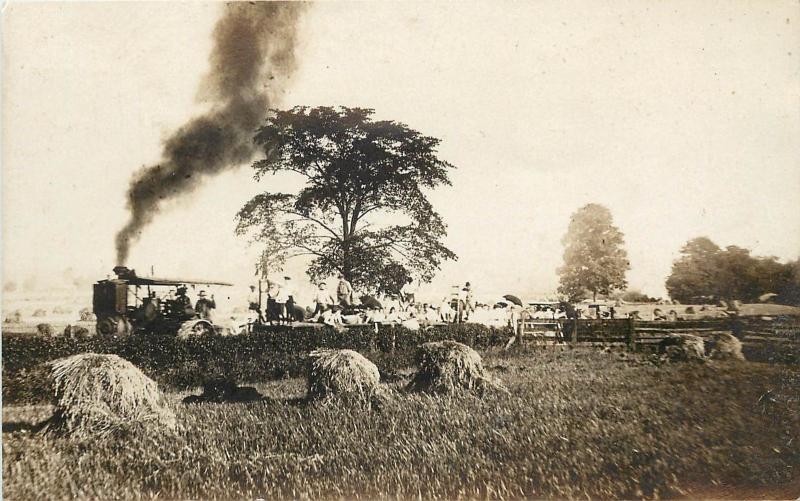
[557,204,630,301]
[236,106,457,294]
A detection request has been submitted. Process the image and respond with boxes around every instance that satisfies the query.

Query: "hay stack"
[660,334,706,362]
[407,340,506,395]
[63,324,90,339]
[44,353,176,437]
[78,307,94,322]
[36,323,54,337]
[306,349,381,403]
[4,310,22,323]
[708,332,745,361]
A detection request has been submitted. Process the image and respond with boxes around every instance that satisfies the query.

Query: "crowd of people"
[242,277,527,330]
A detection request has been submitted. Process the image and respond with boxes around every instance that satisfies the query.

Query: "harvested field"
[3,347,798,500]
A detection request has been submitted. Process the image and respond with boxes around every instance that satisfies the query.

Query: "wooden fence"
[516,316,800,354]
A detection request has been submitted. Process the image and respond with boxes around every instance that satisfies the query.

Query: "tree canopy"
[235,106,457,295]
[665,237,800,304]
[557,203,630,302]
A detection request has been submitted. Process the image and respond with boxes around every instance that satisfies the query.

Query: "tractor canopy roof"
[100,267,232,287]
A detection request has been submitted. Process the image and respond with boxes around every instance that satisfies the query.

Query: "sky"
[3,1,799,303]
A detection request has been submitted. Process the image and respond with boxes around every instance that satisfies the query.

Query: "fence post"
[627,317,636,351]
[571,317,578,344]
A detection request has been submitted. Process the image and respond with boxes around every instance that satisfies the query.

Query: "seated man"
[365,307,386,324]
[385,307,401,323]
[320,305,343,326]
[401,313,421,331]
[425,304,440,323]
[341,310,365,325]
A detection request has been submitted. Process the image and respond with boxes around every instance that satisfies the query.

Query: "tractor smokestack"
[113,266,134,279]
[114,2,307,265]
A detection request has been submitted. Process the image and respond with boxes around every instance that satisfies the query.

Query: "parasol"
[360,295,383,310]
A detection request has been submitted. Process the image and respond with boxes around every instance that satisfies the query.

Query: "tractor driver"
[175,286,194,319]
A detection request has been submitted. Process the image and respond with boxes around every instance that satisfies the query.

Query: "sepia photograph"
[2,1,799,499]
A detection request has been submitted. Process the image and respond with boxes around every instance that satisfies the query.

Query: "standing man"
[283,276,296,323]
[247,285,263,323]
[195,290,216,321]
[270,278,288,323]
[400,277,418,311]
[336,273,354,307]
[463,282,475,321]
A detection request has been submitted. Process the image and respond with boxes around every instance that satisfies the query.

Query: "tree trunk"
[341,238,353,282]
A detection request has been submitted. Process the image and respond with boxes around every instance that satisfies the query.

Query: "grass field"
[3,347,799,500]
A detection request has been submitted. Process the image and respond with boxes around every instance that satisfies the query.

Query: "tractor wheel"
[96,315,130,337]
[177,319,215,339]
[192,321,214,336]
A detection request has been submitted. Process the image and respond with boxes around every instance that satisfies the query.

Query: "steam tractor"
[93,266,232,336]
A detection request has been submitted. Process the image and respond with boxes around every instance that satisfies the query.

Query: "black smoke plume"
[115,2,306,265]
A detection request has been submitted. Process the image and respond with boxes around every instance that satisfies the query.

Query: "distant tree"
[236,106,457,295]
[715,245,775,302]
[666,237,798,304]
[3,281,17,293]
[557,204,630,302]
[620,289,655,303]
[665,237,722,304]
[776,259,800,305]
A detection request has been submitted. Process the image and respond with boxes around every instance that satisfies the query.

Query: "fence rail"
[516,316,800,350]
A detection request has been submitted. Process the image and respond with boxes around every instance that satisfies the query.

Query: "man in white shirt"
[400,278,418,310]
[439,297,453,323]
[269,278,288,323]
[312,282,335,318]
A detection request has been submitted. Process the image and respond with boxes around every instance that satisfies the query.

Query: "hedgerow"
[2,324,513,403]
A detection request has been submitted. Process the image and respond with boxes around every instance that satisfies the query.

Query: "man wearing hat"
[195,290,216,321]
[175,285,194,319]
[282,276,296,324]
[336,273,354,307]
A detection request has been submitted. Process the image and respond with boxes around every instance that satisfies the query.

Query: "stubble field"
[3,347,799,500]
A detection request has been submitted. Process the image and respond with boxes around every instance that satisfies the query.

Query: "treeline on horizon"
[665,237,800,306]
[555,203,798,306]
